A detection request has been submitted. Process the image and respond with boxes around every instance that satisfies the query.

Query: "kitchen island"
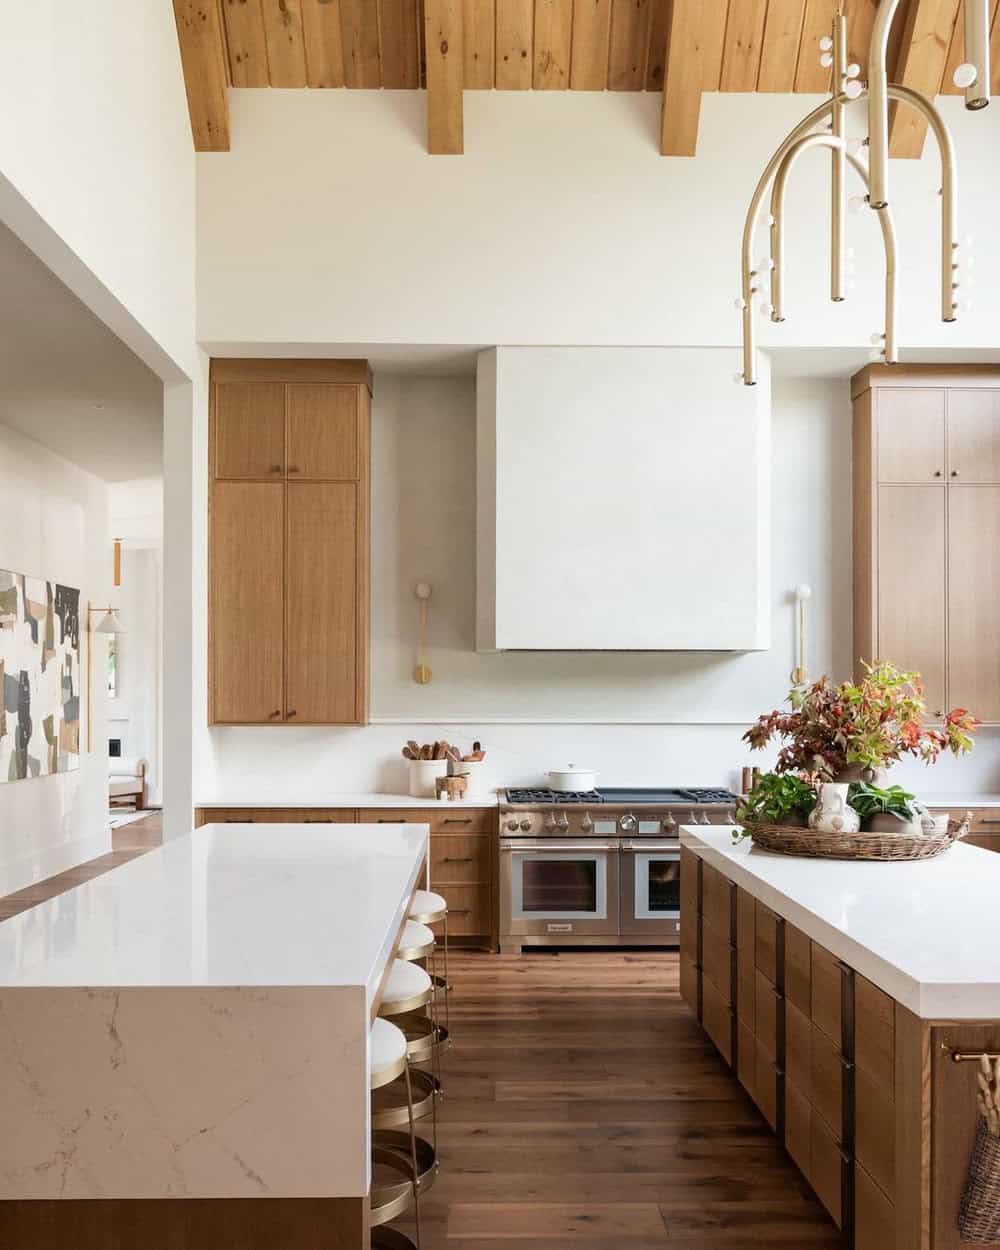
[0,822,428,1250]
[680,826,1000,1250]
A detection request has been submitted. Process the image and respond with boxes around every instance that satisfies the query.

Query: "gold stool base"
[372,1069,440,1130]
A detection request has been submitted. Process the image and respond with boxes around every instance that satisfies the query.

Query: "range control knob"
[544,812,558,832]
[662,813,677,834]
[557,813,570,830]
[619,813,637,833]
[519,819,532,832]
[581,811,594,833]
[506,819,519,832]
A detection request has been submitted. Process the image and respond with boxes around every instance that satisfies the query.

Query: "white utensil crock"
[409,759,448,798]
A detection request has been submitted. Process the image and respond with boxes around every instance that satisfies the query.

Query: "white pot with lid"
[547,765,598,793]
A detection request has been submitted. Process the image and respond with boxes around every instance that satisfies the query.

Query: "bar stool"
[369,1018,436,1249]
[408,889,451,1037]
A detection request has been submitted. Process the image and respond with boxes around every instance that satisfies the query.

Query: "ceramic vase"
[808,782,861,834]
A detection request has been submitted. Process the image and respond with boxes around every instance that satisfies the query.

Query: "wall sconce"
[791,584,812,686]
[413,582,432,685]
[87,605,125,751]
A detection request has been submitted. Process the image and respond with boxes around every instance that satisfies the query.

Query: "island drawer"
[701,862,734,939]
[785,999,811,1092]
[754,1050,779,1131]
[701,916,733,1004]
[680,951,699,1012]
[855,1162,894,1250]
[810,1025,844,1137]
[785,923,811,1014]
[855,974,894,1090]
[737,1021,756,1098]
[435,885,491,934]
[754,969,781,1060]
[810,1110,844,1228]
[702,976,733,1065]
[755,901,779,982]
[811,943,843,1045]
[680,847,700,915]
[855,1066,895,1200]
[430,835,492,883]
[359,807,495,834]
[785,1076,811,1175]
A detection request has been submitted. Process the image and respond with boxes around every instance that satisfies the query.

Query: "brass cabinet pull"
[443,817,473,824]
[270,464,283,474]
[934,469,942,477]
[951,469,960,477]
[442,856,474,864]
[287,709,297,718]
[450,908,473,915]
[268,709,281,719]
[378,819,407,824]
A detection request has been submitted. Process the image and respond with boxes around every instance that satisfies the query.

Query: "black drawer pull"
[443,817,473,824]
[378,819,408,824]
[450,908,473,915]
[442,856,475,863]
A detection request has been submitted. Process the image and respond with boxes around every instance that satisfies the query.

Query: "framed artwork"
[0,570,81,782]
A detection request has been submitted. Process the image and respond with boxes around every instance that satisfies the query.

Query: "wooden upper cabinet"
[287,385,360,480]
[210,482,284,723]
[214,383,285,479]
[947,390,1000,483]
[285,483,361,723]
[876,388,945,484]
[948,486,1000,722]
[877,485,947,716]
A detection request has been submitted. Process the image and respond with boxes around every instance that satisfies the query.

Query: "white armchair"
[109,756,147,810]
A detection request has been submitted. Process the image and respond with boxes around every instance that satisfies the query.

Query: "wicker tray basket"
[960,1118,1000,1242]
[743,812,971,861]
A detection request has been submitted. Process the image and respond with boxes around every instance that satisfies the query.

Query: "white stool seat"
[381,958,433,1015]
[370,1018,408,1088]
[409,889,447,922]
[397,920,435,961]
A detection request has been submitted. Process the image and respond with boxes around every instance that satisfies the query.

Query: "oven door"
[619,841,681,940]
[500,841,620,938]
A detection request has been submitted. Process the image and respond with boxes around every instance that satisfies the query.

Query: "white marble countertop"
[681,826,1000,1020]
[195,792,498,808]
[0,823,429,996]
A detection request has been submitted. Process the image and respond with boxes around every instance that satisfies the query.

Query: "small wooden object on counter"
[435,774,468,800]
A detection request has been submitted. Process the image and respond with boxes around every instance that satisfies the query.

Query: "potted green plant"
[736,772,817,829]
[743,661,979,784]
[847,781,926,834]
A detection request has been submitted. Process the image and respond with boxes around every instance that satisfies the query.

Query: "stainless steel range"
[499,787,738,954]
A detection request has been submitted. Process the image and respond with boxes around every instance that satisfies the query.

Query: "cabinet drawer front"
[785,1077,811,1176]
[810,942,843,1045]
[754,969,780,1061]
[785,923,811,1015]
[430,835,492,883]
[701,863,733,940]
[785,999,811,1094]
[855,1067,895,1201]
[737,1021,756,1100]
[754,1050,779,1131]
[702,976,733,1065]
[737,954,755,1028]
[680,848,700,916]
[680,910,698,963]
[702,916,733,1004]
[358,808,495,834]
[810,1111,844,1228]
[755,901,778,982]
[736,887,755,951]
[436,885,491,934]
[810,1025,844,1136]
[855,974,894,1090]
[680,951,699,1013]
[197,808,357,824]
[855,1162,894,1250]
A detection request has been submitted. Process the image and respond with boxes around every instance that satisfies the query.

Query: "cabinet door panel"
[948,486,1000,722]
[947,389,1000,483]
[287,384,360,480]
[702,916,733,1005]
[810,1110,844,1228]
[877,486,946,715]
[785,1077,811,1176]
[702,976,733,1065]
[680,951,699,1013]
[286,483,359,723]
[876,387,945,483]
[855,1066,895,1201]
[210,483,284,723]
[214,383,285,479]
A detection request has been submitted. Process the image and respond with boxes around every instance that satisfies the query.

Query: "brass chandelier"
[737,0,991,386]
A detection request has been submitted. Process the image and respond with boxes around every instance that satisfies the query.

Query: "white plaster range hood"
[476,347,771,652]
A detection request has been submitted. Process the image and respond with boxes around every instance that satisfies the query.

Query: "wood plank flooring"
[396,950,841,1249]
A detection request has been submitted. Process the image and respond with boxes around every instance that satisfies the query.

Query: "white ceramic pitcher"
[808,782,861,834]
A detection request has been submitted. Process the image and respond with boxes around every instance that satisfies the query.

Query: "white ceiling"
[0,222,163,482]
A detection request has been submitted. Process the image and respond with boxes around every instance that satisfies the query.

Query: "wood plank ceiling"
[173,0,1000,155]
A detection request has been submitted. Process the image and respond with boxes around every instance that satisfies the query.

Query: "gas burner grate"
[505,788,604,805]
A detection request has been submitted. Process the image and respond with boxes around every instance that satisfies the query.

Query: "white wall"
[197,372,1000,802]
[0,423,111,893]
[109,548,162,807]
[198,91,1000,354]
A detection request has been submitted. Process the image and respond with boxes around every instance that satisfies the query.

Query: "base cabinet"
[683,848,1000,1250]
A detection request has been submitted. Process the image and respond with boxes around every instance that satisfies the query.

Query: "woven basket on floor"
[960,1118,1000,1242]
[744,812,971,861]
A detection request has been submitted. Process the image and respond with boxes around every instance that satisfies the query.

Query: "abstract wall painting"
[0,570,80,783]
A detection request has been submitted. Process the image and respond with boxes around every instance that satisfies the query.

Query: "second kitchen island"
[681,825,1000,1250]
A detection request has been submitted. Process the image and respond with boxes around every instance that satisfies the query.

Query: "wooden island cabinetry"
[682,833,1000,1250]
[208,359,371,726]
[853,365,1000,724]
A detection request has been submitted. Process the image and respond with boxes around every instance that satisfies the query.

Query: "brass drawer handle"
[287,709,297,718]
[450,908,473,915]
[443,817,473,824]
[268,709,281,719]
[288,464,301,473]
[378,819,407,824]
[441,856,475,863]
[270,464,283,474]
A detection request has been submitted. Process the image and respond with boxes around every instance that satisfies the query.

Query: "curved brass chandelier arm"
[887,84,958,322]
[868,0,902,211]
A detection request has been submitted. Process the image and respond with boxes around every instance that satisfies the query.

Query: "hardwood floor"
[0,839,838,1247]
[397,950,841,1250]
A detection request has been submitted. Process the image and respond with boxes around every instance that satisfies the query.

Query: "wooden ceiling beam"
[889,0,962,156]
[659,0,707,155]
[425,0,464,153]
[173,0,231,152]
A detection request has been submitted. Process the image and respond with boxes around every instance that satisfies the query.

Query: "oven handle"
[620,841,681,853]
[500,841,620,852]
